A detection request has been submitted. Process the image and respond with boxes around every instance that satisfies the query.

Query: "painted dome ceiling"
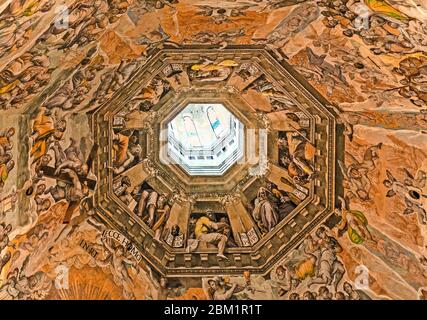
[0,0,426,301]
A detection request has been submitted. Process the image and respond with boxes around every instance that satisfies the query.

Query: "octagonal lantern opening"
[166,103,245,176]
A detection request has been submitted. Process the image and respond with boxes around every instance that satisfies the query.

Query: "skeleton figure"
[338,144,382,201]
[383,169,427,224]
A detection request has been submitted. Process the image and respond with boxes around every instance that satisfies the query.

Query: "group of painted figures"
[199,223,372,300]
[106,50,427,267]
[0,0,426,300]
[106,57,312,258]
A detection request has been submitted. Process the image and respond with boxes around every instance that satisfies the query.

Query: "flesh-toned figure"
[205,277,240,300]
[54,138,88,176]
[97,238,136,289]
[194,210,229,260]
[189,59,238,82]
[151,194,171,241]
[252,187,279,233]
[308,227,345,291]
[30,110,66,164]
[335,196,374,244]
[135,187,158,226]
